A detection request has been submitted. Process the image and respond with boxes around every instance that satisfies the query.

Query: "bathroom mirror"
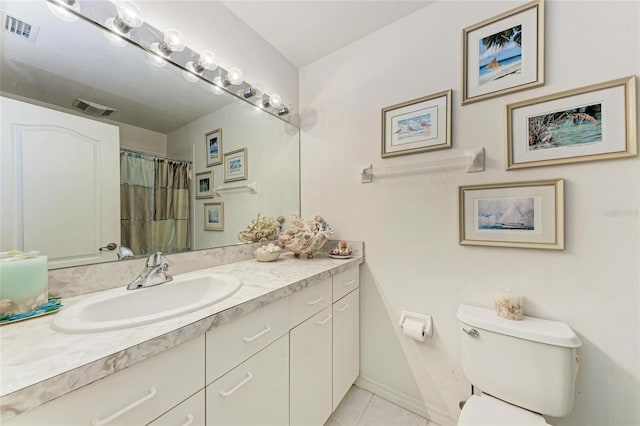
[0,0,300,269]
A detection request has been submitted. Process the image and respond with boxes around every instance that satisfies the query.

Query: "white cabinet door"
[148,389,205,426]
[206,335,289,426]
[290,306,333,426]
[0,96,120,268]
[332,288,360,410]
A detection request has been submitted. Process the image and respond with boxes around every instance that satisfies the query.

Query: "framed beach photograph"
[381,89,452,158]
[462,0,544,105]
[459,179,564,250]
[506,75,637,169]
[224,148,248,182]
[203,202,224,231]
[205,128,222,166]
[195,171,214,199]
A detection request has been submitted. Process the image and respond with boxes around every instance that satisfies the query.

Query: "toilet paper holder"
[399,310,433,338]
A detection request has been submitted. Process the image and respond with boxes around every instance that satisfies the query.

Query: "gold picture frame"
[381,89,452,158]
[459,179,564,250]
[506,75,637,169]
[195,171,214,199]
[204,202,224,231]
[462,0,544,105]
[223,148,248,182]
[205,128,222,167]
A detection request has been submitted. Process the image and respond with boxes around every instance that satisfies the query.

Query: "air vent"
[72,98,118,117]
[2,12,39,42]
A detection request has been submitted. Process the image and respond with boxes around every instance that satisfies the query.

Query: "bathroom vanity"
[0,250,362,425]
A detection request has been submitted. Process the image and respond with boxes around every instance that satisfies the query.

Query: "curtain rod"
[120,148,192,164]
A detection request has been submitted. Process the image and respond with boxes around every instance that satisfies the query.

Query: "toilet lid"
[458,395,549,426]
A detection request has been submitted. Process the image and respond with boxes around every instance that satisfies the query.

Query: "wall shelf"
[213,182,258,196]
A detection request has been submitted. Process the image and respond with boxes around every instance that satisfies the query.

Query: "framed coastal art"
[462,0,544,105]
[205,128,222,166]
[459,179,564,250]
[381,89,452,158]
[195,171,214,199]
[506,75,637,169]
[224,148,248,182]
[204,202,224,231]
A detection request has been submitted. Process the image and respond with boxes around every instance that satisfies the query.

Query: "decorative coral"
[238,214,284,243]
[277,213,333,258]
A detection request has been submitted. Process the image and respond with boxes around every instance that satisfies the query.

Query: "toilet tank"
[457,304,581,418]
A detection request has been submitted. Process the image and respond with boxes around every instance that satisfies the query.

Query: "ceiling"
[220,1,434,67]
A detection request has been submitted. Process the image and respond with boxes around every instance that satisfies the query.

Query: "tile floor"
[325,385,428,426]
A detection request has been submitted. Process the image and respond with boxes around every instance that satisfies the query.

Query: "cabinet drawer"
[148,389,205,426]
[205,296,289,384]
[332,266,359,302]
[6,335,205,426]
[206,335,289,426]
[289,277,331,327]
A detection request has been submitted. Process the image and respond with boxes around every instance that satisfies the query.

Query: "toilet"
[456,304,582,426]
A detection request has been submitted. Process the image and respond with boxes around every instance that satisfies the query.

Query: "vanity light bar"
[45,0,294,122]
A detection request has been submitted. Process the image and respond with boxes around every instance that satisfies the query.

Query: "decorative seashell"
[277,213,333,259]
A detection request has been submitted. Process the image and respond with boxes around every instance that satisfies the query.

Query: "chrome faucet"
[127,252,173,290]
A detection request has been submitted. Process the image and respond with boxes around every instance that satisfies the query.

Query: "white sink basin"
[52,272,241,333]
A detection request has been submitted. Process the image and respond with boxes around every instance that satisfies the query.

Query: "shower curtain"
[120,151,191,256]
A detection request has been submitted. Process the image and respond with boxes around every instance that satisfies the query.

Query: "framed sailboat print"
[459,179,564,250]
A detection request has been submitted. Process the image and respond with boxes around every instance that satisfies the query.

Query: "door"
[0,96,120,267]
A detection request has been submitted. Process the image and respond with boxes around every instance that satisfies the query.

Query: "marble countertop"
[0,252,363,420]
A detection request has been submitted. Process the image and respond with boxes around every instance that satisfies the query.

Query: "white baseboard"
[354,375,457,426]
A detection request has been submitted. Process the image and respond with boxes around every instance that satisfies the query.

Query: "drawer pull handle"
[342,280,355,287]
[220,372,254,397]
[307,296,325,305]
[243,325,271,342]
[463,328,479,338]
[336,303,350,312]
[317,314,332,325]
[181,414,194,426]
[91,387,157,426]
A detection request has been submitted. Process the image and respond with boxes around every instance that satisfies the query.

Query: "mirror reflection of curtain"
[120,151,191,256]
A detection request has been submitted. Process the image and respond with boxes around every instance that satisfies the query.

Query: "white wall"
[167,101,299,249]
[139,1,299,112]
[300,1,640,425]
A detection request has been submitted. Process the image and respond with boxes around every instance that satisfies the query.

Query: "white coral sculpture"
[277,213,333,258]
[238,214,285,243]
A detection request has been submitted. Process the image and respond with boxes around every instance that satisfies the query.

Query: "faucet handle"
[147,252,163,267]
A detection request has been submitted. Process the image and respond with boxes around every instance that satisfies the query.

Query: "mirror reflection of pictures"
[459,179,564,250]
[205,128,223,166]
[204,202,224,231]
[224,148,248,182]
[507,76,637,169]
[196,171,214,199]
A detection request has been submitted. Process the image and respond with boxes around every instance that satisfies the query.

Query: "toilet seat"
[458,394,550,426]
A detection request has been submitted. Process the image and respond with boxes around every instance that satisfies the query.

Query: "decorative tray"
[329,254,353,259]
[0,297,63,325]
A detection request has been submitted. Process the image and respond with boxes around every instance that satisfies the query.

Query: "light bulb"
[196,50,217,72]
[153,28,185,57]
[226,68,243,85]
[268,94,282,108]
[112,0,143,35]
[211,76,224,95]
[47,0,80,22]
